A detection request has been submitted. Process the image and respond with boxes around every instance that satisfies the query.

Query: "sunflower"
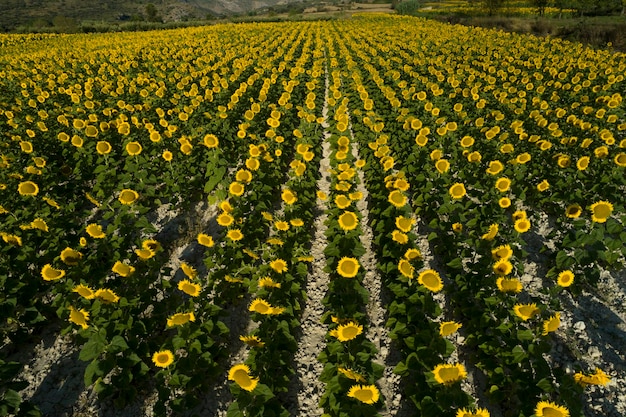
[18,181,39,196]
[574,368,611,387]
[557,270,574,287]
[282,189,297,205]
[398,259,414,279]
[162,150,173,161]
[432,363,467,385]
[69,306,89,330]
[178,279,201,297]
[180,262,197,279]
[217,213,234,227]
[228,364,258,392]
[149,350,174,370]
[392,230,409,244]
[330,321,363,341]
[590,201,613,223]
[41,264,65,281]
[95,288,120,303]
[534,401,569,417]
[486,160,503,175]
[203,134,219,148]
[73,284,95,299]
[496,277,522,293]
[514,218,531,233]
[615,153,626,167]
[493,259,513,276]
[112,261,135,277]
[537,180,550,192]
[542,312,561,335]
[258,277,281,288]
[337,257,360,278]
[167,312,196,327]
[229,182,244,197]
[240,335,265,348]
[274,220,289,231]
[335,194,351,209]
[449,183,466,199]
[492,244,513,261]
[270,259,288,273]
[347,384,380,404]
[125,141,142,156]
[439,321,462,337]
[513,303,540,321]
[338,211,359,231]
[197,233,214,247]
[418,269,443,292]
[119,189,139,205]
[290,218,304,227]
[456,407,490,417]
[495,178,511,193]
[60,247,82,266]
[86,224,105,239]
[135,248,155,260]
[317,190,328,201]
[395,216,413,233]
[227,229,243,241]
[249,298,284,315]
[452,223,463,233]
[388,190,407,208]
[338,367,366,383]
[565,204,582,218]
[96,141,112,155]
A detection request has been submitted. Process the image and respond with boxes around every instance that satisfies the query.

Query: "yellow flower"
[86,224,105,239]
[557,270,574,287]
[496,277,522,293]
[135,248,155,260]
[392,230,409,244]
[493,259,513,276]
[270,259,288,273]
[119,189,139,205]
[574,368,611,387]
[335,194,351,209]
[249,298,284,315]
[229,182,244,197]
[398,258,414,279]
[317,190,328,201]
[227,229,243,241]
[197,233,214,247]
[329,321,363,342]
[162,150,173,161]
[228,364,258,391]
[240,334,265,347]
[590,201,613,223]
[495,177,511,193]
[28,218,48,232]
[282,189,297,205]
[418,269,443,292]
[452,223,463,233]
[449,183,466,199]
[337,257,360,278]
[456,407,490,417]
[258,277,281,288]
[178,279,201,297]
[347,384,380,404]
[275,220,290,231]
[534,401,569,417]
[492,244,513,261]
[439,321,462,337]
[395,216,414,233]
[95,288,120,303]
[41,264,65,281]
[537,180,550,192]
[576,156,590,171]
[60,247,82,266]
[152,350,174,368]
[432,363,467,385]
[514,218,531,233]
[112,261,135,277]
[167,312,196,327]
[69,306,89,330]
[125,141,142,156]
[203,134,219,148]
[542,312,561,335]
[486,160,503,175]
[18,181,39,196]
[565,204,582,218]
[338,367,366,383]
[388,190,407,207]
[217,212,234,227]
[513,303,540,321]
[290,218,304,227]
[73,284,96,299]
[338,211,359,231]
[180,262,197,279]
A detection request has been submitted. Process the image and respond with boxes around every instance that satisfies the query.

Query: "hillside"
[0,0,312,31]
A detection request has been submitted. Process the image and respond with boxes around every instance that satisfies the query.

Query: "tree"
[145,3,162,22]
[531,0,550,15]
[483,0,507,16]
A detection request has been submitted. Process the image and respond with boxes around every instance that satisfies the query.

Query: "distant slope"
[0,0,310,31]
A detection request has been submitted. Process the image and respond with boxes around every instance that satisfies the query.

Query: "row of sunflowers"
[1,14,623,417]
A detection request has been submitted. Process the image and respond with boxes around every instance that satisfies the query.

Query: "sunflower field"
[1,13,625,417]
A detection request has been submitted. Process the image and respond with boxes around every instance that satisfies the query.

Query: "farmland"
[1,14,625,417]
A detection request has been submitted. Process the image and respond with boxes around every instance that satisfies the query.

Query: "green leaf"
[510,345,527,364]
[446,257,462,269]
[205,166,226,194]
[79,331,107,361]
[517,329,534,341]
[536,377,554,393]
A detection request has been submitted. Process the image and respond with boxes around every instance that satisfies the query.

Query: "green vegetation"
[395,0,422,15]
